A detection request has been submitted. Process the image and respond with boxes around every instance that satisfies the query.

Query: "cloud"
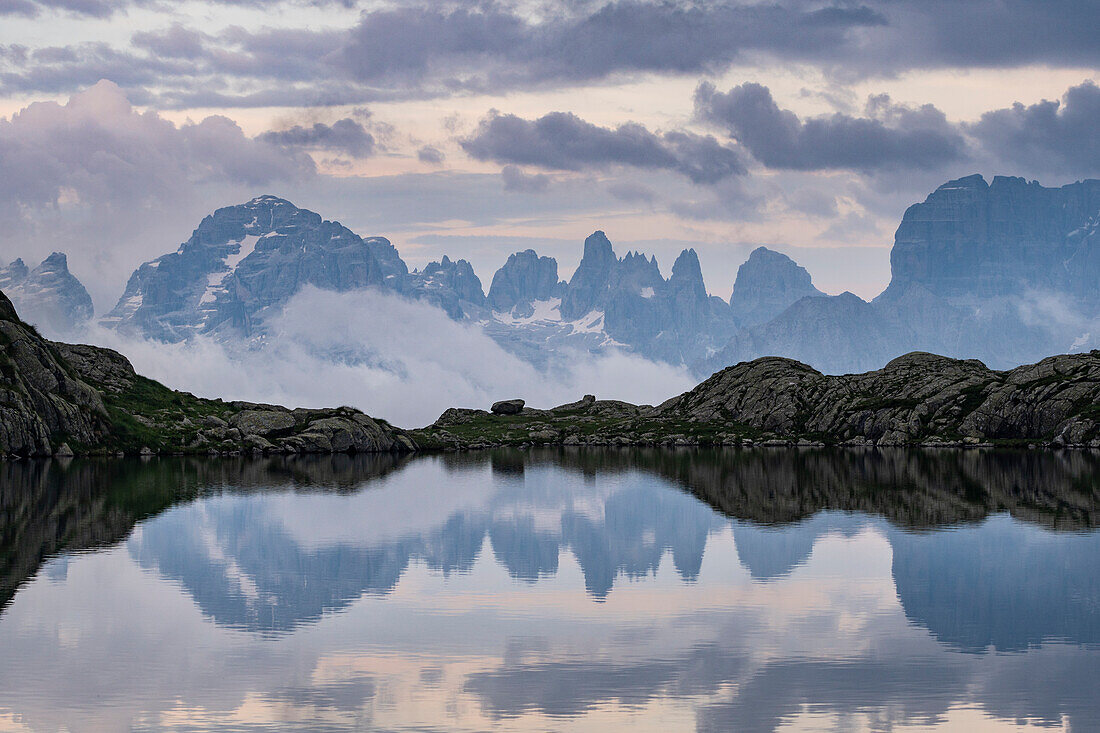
[416,145,444,165]
[257,118,375,158]
[130,24,209,60]
[3,1,1097,106]
[0,0,38,17]
[694,82,966,172]
[3,0,114,17]
[462,111,745,184]
[0,81,315,307]
[500,165,551,193]
[0,80,312,213]
[82,286,697,427]
[969,80,1100,178]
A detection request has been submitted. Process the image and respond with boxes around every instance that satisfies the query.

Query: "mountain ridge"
[6,172,1100,378]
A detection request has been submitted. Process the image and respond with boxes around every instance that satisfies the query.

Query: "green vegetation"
[100,375,226,453]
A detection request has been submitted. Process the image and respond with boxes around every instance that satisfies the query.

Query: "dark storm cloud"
[969,80,1100,177]
[332,2,885,88]
[694,81,966,172]
[875,0,1100,71]
[1,0,353,17]
[257,118,375,158]
[462,111,746,184]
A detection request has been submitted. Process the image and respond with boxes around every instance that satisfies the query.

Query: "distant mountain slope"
[729,246,823,327]
[78,172,1100,377]
[709,175,1100,374]
[101,196,396,341]
[0,253,93,335]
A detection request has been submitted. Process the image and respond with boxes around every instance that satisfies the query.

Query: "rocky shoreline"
[410,350,1100,452]
[0,292,415,458]
[2,291,1098,458]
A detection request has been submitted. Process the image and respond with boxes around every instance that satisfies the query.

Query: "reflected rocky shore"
[4,448,1099,615]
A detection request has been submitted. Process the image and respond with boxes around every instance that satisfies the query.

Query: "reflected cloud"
[1,448,1099,731]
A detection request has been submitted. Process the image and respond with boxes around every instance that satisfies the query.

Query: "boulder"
[230,409,296,436]
[491,399,525,415]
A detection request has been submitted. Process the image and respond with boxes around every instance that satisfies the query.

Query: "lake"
[1,448,1099,731]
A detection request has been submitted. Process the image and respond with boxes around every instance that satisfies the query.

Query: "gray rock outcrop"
[0,291,108,456]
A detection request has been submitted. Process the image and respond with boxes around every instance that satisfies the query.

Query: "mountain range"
[2,174,1098,376]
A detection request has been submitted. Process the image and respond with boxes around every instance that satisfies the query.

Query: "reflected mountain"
[3,448,1100,640]
[889,518,1100,652]
[127,457,720,631]
[0,454,410,612]
[731,513,866,581]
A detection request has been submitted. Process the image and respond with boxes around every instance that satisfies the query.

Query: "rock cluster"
[491,399,525,415]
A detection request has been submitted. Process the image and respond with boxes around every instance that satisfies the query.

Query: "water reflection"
[0,448,1098,731]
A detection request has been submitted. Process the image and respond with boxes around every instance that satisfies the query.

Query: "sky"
[0,0,1098,310]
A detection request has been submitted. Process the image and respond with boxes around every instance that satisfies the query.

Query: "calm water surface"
[2,448,1099,732]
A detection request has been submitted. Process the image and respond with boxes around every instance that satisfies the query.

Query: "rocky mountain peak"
[487,249,561,313]
[561,231,618,320]
[0,259,28,291]
[103,197,392,341]
[581,230,614,262]
[40,252,70,269]
[885,174,1100,305]
[1,258,28,281]
[408,255,486,319]
[0,252,93,335]
[615,250,663,286]
[935,173,988,192]
[669,249,706,298]
[729,246,823,327]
